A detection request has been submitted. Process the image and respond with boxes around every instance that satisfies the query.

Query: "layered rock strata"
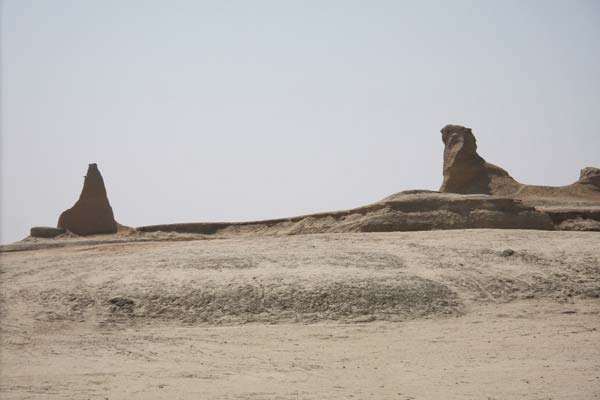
[137,191,554,236]
[30,227,66,238]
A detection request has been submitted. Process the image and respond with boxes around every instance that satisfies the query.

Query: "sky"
[1,0,599,244]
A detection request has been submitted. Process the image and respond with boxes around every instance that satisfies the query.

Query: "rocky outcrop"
[30,227,66,238]
[440,125,520,195]
[20,126,598,242]
[138,122,600,236]
[137,191,554,235]
[577,167,600,188]
[57,164,117,236]
[439,125,600,208]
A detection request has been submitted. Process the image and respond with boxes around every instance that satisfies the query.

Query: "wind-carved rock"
[577,167,600,188]
[57,164,117,235]
[439,125,519,195]
[439,125,600,208]
[30,227,66,238]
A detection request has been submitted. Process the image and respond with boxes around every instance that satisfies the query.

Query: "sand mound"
[2,231,598,325]
[2,231,599,399]
[57,164,118,235]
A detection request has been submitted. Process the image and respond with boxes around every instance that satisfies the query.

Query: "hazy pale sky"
[2,0,599,243]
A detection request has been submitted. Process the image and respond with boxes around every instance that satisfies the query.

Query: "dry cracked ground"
[1,229,599,399]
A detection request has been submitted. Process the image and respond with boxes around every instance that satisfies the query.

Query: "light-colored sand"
[1,230,599,399]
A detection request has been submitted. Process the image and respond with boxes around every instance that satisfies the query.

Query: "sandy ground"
[1,230,599,399]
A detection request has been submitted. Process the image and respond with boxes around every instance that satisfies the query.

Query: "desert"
[5,2,600,398]
[1,231,599,399]
[1,125,599,399]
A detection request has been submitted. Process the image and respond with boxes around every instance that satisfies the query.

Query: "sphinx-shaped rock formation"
[440,125,520,195]
[439,125,600,208]
[57,164,118,235]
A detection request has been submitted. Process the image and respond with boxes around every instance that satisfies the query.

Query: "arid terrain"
[4,0,600,394]
[2,125,599,399]
[1,229,599,399]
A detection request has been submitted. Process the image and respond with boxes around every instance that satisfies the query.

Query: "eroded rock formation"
[440,125,520,195]
[20,126,599,243]
[57,164,117,235]
[30,227,66,238]
[137,191,554,235]
[578,167,600,188]
[439,125,600,208]
[137,124,600,235]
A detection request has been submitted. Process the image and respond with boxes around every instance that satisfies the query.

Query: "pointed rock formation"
[57,164,118,235]
[439,125,600,208]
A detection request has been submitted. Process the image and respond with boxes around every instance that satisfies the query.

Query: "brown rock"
[439,125,518,195]
[439,125,600,209]
[577,167,600,188]
[30,227,66,238]
[137,191,555,235]
[57,164,117,235]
